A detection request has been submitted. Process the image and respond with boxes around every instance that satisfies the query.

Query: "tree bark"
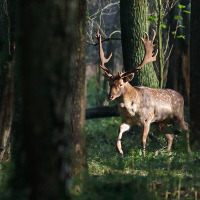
[190,0,200,145]
[120,0,159,88]
[0,0,15,161]
[157,0,164,88]
[12,1,78,199]
[70,0,87,176]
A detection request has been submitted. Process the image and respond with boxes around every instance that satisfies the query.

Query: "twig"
[88,17,107,38]
[164,21,179,65]
[90,1,120,18]
[86,37,121,46]
[164,26,171,57]
[109,30,121,38]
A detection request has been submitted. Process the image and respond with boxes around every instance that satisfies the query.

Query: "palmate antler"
[120,30,158,78]
[95,30,113,78]
[96,30,158,79]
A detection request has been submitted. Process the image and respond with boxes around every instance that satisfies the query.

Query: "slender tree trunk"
[157,0,164,88]
[12,1,78,199]
[190,0,200,145]
[120,0,159,88]
[0,0,15,161]
[70,0,87,176]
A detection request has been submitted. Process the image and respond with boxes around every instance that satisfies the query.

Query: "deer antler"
[121,30,158,78]
[95,30,113,77]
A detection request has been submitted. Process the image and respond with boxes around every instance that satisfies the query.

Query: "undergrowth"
[72,117,200,200]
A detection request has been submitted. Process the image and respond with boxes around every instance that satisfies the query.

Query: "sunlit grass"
[77,117,200,200]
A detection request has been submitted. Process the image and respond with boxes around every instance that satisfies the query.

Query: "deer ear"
[123,73,134,82]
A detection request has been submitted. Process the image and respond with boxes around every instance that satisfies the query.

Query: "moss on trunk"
[70,0,87,176]
[120,0,159,88]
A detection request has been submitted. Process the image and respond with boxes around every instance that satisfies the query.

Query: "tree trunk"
[120,0,159,88]
[157,0,164,88]
[190,0,200,145]
[70,0,87,176]
[166,2,190,105]
[12,1,78,199]
[0,0,15,161]
[180,0,190,106]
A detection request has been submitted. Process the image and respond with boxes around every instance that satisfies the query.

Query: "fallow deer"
[95,30,191,156]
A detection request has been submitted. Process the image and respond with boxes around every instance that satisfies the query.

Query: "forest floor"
[72,117,200,200]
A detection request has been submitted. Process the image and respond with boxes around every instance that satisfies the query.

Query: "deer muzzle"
[109,94,114,100]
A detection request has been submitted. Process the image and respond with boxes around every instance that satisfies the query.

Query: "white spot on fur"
[120,103,124,108]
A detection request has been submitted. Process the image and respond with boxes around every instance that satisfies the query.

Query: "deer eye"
[120,84,123,87]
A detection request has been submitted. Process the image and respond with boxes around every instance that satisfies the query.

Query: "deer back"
[115,85,184,126]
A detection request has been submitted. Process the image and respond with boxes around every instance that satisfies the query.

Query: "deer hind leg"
[157,123,174,151]
[175,118,191,153]
[182,122,192,153]
[141,123,150,157]
[116,123,130,155]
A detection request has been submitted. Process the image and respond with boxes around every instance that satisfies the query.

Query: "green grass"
[72,117,200,200]
[0,161,13,199]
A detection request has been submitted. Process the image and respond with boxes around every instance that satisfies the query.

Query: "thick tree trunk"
[12,1,78,199]
[70,0,87,176]
[190,0,200,145]
[0,0,14,161]
[120,0,159,88]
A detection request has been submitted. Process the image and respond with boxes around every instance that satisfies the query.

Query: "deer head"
[95,30,158,100]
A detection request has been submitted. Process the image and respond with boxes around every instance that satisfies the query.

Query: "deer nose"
[109,95,114,100]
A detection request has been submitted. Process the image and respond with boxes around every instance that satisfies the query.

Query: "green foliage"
[160,24,166,28]
[147,16,158,21]
[177,2,190,14]
[177,35,185,39]
[86,11,89,21]
[178,4,186,9]
[183,10,191,14]
[174,15,183,21]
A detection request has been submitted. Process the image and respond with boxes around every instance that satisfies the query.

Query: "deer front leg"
[116,123,130,154]
[141,123,150,157]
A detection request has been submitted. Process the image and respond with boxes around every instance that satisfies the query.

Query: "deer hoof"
[187,147,192,154]
[118,149,123,155]
[116,146,123,155]
[116,143,123,154]
[142,150,146,157]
